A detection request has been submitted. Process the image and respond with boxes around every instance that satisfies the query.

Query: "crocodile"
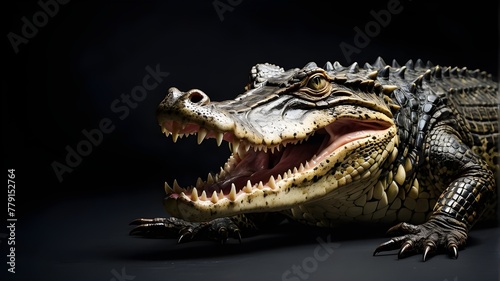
[130,57,498,261]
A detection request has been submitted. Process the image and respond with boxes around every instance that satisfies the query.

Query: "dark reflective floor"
[4,185,499,281]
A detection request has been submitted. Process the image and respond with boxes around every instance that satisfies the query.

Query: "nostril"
[187,90,208,104]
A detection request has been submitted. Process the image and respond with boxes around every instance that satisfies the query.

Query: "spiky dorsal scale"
[433,65,442,79]
[395,66,406,79]
[333,61,344,71]
[373,57,387,68]
[392,59,401,68]
[324,61,333,71]
[405,59,414,70]
[348,62,360,73]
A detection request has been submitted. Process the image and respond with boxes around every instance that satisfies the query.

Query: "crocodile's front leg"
[374,125,496,261]
[130,213,284,244]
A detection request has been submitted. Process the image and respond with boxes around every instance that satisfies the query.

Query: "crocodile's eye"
[306,75,328,91]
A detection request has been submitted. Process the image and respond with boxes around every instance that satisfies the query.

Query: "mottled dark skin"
[130,58,498,261]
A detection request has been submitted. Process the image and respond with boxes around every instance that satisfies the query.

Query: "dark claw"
[423,245,434,262]
[129,218,154,225]
[129,223,167,236]
[397,241,414,259]
[235,230,242,244]
[218,227,228,244]
[448,244,459,259]
[373,241,395,256]
[177,234,187,244]
[177,227,194,243]
[422,239,437,262]
[129,226,145,236]
[373,236,406,256]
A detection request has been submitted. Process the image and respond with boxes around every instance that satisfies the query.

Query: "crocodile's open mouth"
[161,118,392,205]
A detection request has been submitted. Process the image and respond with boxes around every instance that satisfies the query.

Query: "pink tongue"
[209,139,325,193]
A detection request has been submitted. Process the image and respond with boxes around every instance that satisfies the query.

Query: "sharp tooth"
[211,191,218,203]
[287,169,293,177]
[245,144,250,152]
[207,173,214,184]
[257,181,264,189]
[196,177,204,188]
[164,182,174,194]
[229,184,237,201]
[172,131,179,143]
[283,142,287,148]
[197,128,208,144]
[173,179,183,193]
[232,139,240,154]
[277,174,282,181]
[162,127,170,136]
[224,162,231,172]
[254,146,258,152]
[268,175,277,189]
[293,167,299,174]
[215,174,219,182]
[171,122,182,143]
[218,190,225,199]
[304,161,311,169]
[282,172,288,179]
[243,181,253,193]
[299,163,305,172]
[216,132,223,146]
[219,167,226,177]
[200,190,207,201]
[191,187,199,201]
[276,145,281,152]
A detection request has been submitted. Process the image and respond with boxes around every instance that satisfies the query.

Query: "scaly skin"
[130,57,498,261]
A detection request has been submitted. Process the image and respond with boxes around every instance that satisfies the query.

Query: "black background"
[2,1,499,280]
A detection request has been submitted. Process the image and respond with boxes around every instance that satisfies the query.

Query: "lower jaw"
[163,122,395,219]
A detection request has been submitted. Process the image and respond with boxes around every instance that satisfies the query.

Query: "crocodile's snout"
[164,87,211,106]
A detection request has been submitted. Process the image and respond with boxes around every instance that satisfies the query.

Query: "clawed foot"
[130,217,242,244]
[373,216,468,261]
